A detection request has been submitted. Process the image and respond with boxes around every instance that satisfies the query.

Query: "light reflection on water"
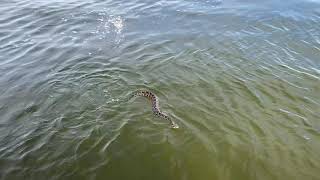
[0,0,319,179]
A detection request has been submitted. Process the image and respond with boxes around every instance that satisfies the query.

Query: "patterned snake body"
[132,90,179,129]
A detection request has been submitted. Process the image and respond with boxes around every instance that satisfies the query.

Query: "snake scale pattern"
[132,90,179,129]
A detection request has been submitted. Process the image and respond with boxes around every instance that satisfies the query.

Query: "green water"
[0,0,320,179]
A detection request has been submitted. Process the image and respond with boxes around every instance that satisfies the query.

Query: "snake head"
[167,116,179,129]
[162,113,179,129]
[170,122,179,129]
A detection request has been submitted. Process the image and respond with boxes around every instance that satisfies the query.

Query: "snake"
[130,90,179,129]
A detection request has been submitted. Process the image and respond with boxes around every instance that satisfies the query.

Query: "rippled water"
[1,0,320,179]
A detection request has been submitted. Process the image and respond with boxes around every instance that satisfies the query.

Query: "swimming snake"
[131,90,179,129]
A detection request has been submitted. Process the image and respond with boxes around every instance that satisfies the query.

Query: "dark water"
[1,0,320,179]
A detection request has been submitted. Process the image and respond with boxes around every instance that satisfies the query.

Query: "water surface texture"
[1,0,320,179]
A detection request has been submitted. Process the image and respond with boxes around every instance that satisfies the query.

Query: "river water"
[0,0,320,179]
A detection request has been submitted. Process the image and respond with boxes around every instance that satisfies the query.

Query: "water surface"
[0,0,320,179]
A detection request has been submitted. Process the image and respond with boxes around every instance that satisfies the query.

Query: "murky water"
[1,0,320,179]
